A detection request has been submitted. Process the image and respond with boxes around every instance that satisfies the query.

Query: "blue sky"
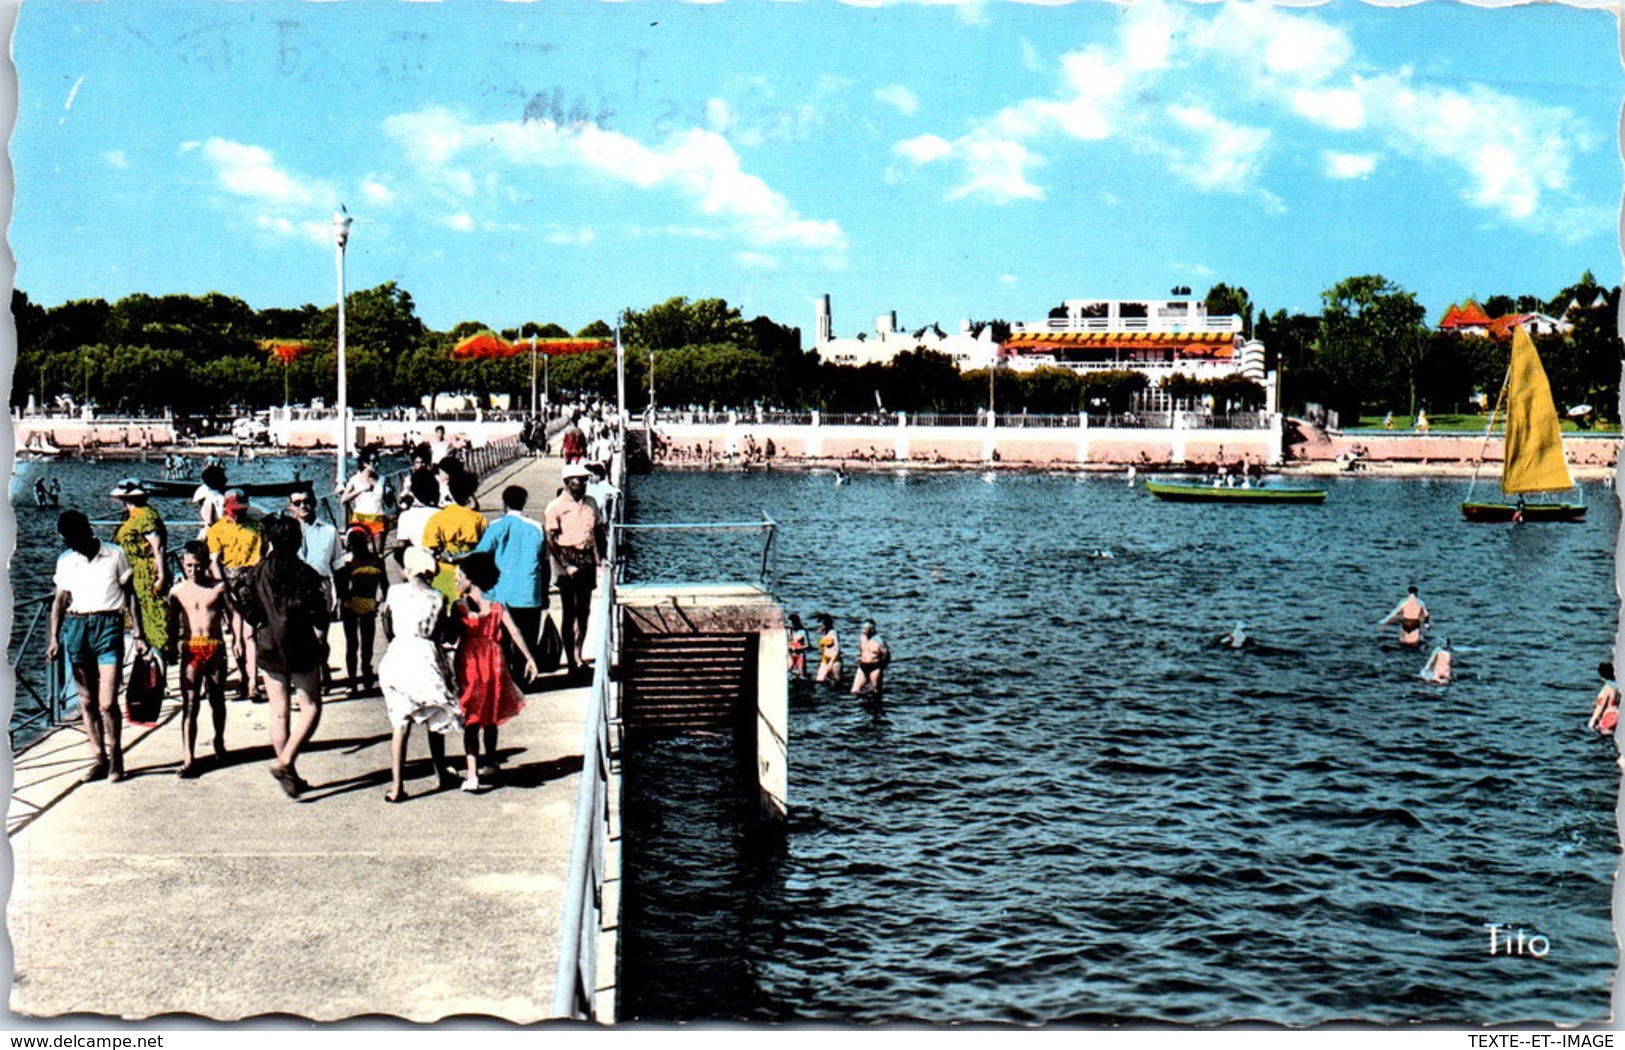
[10,0,1621,340]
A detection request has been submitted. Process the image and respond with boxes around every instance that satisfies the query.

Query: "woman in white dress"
[377,546,465,802]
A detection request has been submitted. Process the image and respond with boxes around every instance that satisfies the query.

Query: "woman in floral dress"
[110,479,169,654]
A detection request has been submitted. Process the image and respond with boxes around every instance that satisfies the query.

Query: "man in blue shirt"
[473,485,551,685]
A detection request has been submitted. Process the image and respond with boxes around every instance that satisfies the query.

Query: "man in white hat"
[544,462,604,673]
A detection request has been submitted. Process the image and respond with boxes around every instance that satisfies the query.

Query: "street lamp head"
[332,206,352,250]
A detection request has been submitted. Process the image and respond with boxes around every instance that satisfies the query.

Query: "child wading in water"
[1589,662,1619,736]
[787,613,810,679]
[452,551,539,791]
[377,546,465,802]
[166,540,228,777]
[335,527,385,696]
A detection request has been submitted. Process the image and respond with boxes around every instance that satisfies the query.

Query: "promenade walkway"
[7,454,605,1023]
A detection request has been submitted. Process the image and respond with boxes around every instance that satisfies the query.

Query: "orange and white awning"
[1002,332,1237,358]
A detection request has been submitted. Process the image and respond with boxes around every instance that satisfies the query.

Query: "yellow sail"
[1501,327,1574,494]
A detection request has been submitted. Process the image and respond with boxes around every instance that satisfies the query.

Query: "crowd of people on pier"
[44,404,619,800]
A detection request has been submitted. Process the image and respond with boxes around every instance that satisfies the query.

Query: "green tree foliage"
[1204,283,1254,337]
[577,319,613,339]
[621,296,749,352]
[1311,275,1428,421]
[1078,370,1149,413]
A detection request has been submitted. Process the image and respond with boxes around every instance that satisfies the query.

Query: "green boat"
[1145,478,1326,504]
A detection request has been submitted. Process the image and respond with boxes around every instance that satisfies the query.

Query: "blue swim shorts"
[60,612,124,668]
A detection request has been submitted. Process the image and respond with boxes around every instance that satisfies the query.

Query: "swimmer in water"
[1419,637,1453,684]
[1588,662,1619,735]
[834,463,849,485]
[849,619,891,700]
[1218,622,1249,649]
[1380,585,1430,648]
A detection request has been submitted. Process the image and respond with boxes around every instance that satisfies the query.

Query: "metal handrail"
[552,443,625,1022]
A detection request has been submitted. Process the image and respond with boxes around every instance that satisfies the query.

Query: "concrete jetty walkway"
[7,453,607,1023]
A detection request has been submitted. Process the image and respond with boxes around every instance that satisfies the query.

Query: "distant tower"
[816,294,832,349]
[875,310,896,337]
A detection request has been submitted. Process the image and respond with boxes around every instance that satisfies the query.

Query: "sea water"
[618,469,1619,1025]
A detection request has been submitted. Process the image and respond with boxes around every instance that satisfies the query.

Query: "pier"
[7,453,620,1023]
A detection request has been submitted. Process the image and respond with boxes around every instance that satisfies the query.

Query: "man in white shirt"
[46,510,145,783]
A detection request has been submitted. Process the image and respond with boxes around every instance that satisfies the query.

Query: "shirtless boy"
[168,541,228,776]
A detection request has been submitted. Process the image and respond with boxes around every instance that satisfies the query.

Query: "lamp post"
[530,337,538,418]
[332,206,352,491]
[615,311,628,426]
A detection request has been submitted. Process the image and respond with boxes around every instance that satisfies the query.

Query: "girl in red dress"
[451,551,540,791]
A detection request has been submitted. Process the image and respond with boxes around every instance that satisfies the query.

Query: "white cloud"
[875,85,919,116]
[1293,86,1366,131]
[888,0,1599,228]
[545,227,595,246]
[706,98,733,134]
[384,107,847,255]
[444,212,476,232]
[200,138,329,208]
[894,134,954,166]
[999,274,1018,285]
[362,179,395,206]
[1325,151,1378,179]
[103,150,128,169]
[1165,104,1271,194]
[946,136,1045,203]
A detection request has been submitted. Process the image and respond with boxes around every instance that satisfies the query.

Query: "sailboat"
[1460,326,1585,522]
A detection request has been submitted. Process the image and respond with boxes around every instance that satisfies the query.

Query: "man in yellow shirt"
[423,469,487,604]
[206,489,264,699]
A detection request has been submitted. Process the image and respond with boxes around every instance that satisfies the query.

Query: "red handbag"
[125,651,165,726]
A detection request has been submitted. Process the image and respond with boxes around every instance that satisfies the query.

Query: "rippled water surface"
[620,469,1620,1025]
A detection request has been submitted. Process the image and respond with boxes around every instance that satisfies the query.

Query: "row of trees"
[1211,273,1619,424]
[11,273,1620,422]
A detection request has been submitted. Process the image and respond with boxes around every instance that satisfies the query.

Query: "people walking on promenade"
[288,483,342,681]
[232,515,331,799]
[207,488,264,700]
[850,619,891,699]
[427,425,452,466]
[815,613,842,684]
[167,540,228,776]
[378,546,464,802]
[408,444,442,508]
[46,510,144,784]
[560,414,587,465]
[451,552,538,791]
[110,479,169,655]
[335,527,386,695]
[472,485,549,688]
[1379,585,1431,649]
[1589,662,1619,735]
[193,463,227,540]
[544,463,604,673]
[337,452,388,555]
[424,470,487,605]
[787,613,810,678]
